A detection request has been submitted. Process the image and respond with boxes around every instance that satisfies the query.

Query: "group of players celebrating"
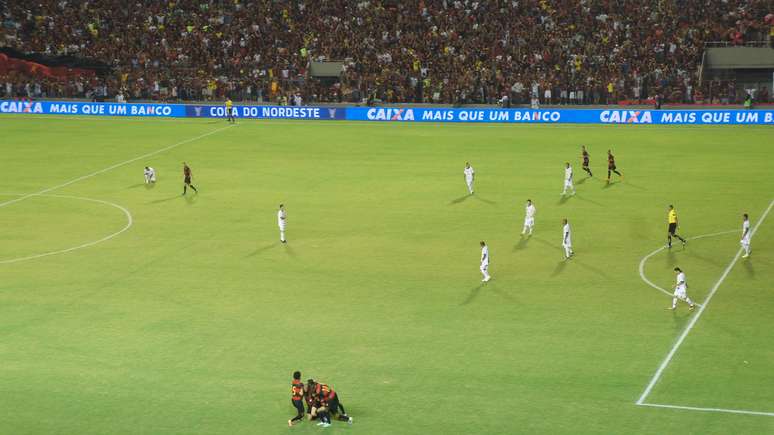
[289,371,353,428]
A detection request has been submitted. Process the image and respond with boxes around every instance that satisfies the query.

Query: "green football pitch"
[0,115,772,434]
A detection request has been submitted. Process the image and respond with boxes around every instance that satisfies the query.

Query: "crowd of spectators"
[1,0,773,104]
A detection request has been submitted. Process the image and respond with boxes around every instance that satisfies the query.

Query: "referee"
[225,97,235,123]
[667,205,687,249]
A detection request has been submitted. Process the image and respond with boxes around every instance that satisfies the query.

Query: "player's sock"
[190,185,198,193]
[183,185,187,195]
[614,170,622,176]
[671,298,677,309]
[667,235,672,248]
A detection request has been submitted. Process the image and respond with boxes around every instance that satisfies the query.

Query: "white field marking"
[638,402,774,418]
[0,193,132,264]
[0,124,234,209]
[637,229,738,303]
[636,198,774,408]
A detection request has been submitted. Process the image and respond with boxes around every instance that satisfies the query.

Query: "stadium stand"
[1,1,772,104]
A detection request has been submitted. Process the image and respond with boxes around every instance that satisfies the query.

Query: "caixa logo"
[600,110,653,123]
[0,100,43,113]
[367,108,415,121]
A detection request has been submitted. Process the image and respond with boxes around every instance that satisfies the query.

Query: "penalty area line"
[635,198,774,410]
[637,402,774,418]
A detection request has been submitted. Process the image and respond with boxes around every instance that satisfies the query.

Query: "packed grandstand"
[1,0,772,104]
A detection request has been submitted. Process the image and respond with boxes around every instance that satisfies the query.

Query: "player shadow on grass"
[149,195,182,204]
[531,237,611,279]
[551,260,568,276]
[513,236,531,251]
[127,183,153,189]
[557,195,570,205]
[449,194,471,205]
[622,181,646,190]
[473,195,496,205]
[461,284,483,305]
[574,194,604,207]
[245,243,277,257]
[743,260,755,278]
[283,243,297,257]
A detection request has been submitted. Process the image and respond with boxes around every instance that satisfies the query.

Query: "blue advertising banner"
[2,100,772,124]
[185,104,346,120]
[346,107,774,125]
[0,100,185,117]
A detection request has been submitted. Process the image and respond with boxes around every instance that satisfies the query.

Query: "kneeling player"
[144,166,156,184]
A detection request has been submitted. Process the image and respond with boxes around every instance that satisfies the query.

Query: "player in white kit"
[562,163,575,196]
[562,218,573,259]
[740,213,751,258]
[522,199,536,235]
[278,204,287,243]
[144,166,156,184]
[670,267,695,311]
[464,162,475,195]
[479,241,491,282]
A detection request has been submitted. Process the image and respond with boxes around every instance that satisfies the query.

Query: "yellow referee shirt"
[668,209,677,224]
[225,99,232,110]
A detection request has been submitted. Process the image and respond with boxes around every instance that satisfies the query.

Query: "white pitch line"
[638,402,774,418]
[638,229,738,302]
[0,124,234,209]
[0,194,132,264]
[636,198,774,406]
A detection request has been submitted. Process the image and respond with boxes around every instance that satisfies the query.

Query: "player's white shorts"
[674,286,687,300]
[564,180,573,189]
[741,237,750,246]
[562,240,572,248]
[524,217,534,227]
[480,263,488,273]
[278,224,286,231]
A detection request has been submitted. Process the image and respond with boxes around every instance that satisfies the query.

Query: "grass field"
[0,114,772,435]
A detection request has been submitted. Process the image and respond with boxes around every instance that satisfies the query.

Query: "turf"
[0,115,772,434]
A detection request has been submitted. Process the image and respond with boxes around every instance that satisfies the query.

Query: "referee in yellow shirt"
[667,205,687,249]
[225,98,234,123]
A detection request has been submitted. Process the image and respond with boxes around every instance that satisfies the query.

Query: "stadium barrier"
[2,100,774,125]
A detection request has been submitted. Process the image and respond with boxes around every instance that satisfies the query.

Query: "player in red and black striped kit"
[307,379,352,426]
[581,145,592,177]
[606,149,623,183]
[182,162,198,195]
[288,371,306,427]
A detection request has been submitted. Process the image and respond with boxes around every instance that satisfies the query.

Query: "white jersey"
[676,272,686,291]
[742,220,751,241]
[277,209,286,227]
[480,245,489,266]
[563,223,572,245]
[464,166,475,180]
[565,166,573,182]
[144,167,155,177]
[525,204,536,219]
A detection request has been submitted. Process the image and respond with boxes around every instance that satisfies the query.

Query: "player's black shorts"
[291,399,304,414]
[668,223,677,234]
[327,396,342,414]
[184,176,192,185]
[608,164,616,170]
[582,159,589,167]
